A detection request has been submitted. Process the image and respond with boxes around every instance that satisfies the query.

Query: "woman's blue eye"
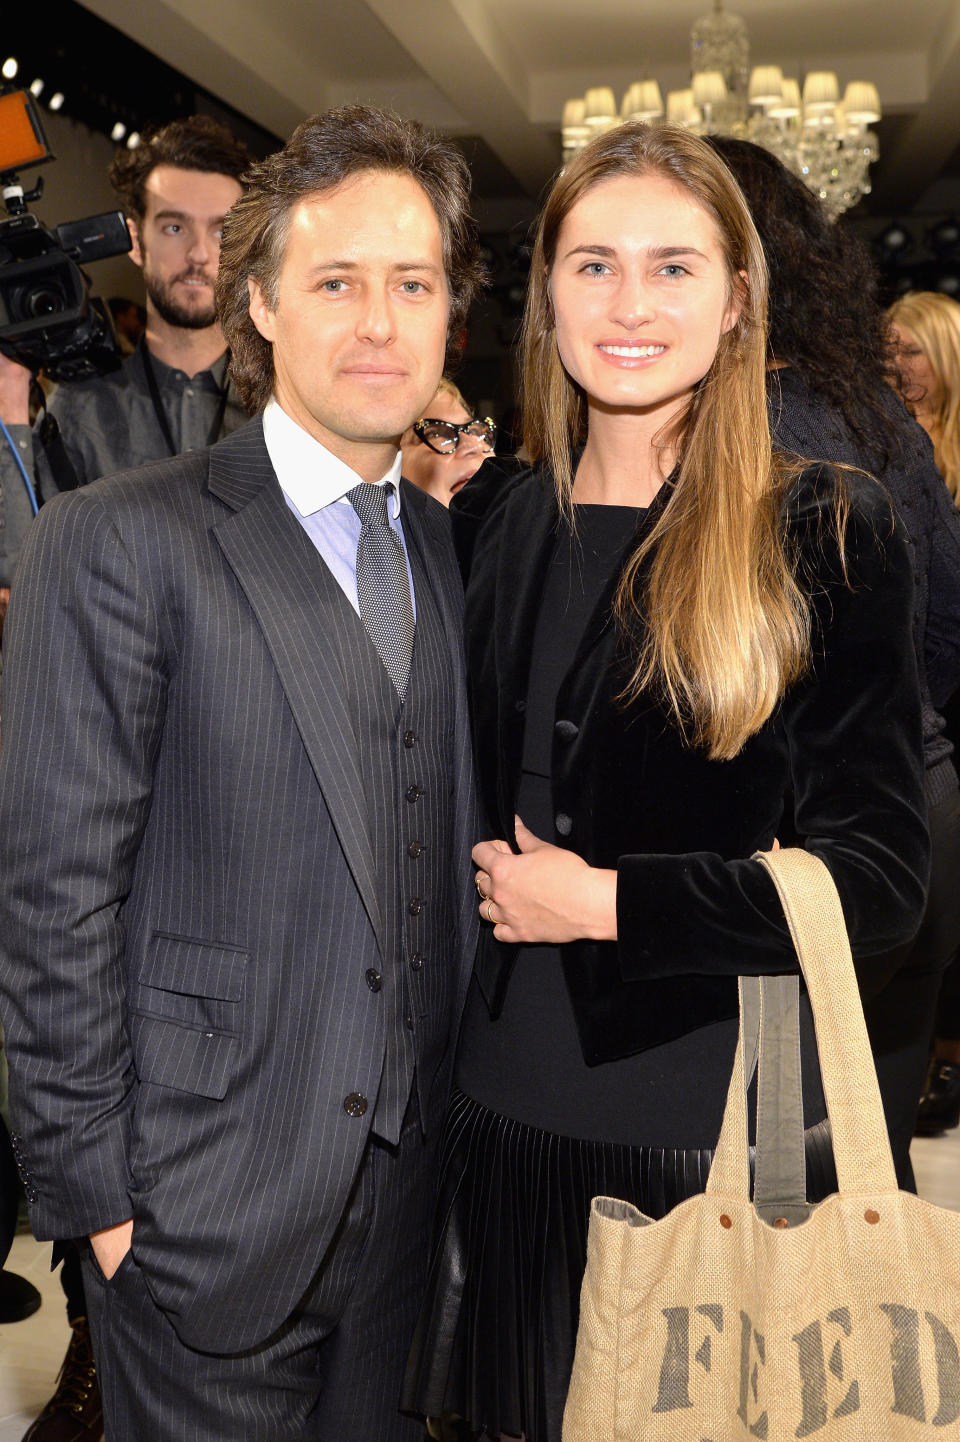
[660,264,687,278]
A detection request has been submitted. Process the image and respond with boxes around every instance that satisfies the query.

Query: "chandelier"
[561,0,881,219]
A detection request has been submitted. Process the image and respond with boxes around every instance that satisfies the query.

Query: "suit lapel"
[208,421,384,950]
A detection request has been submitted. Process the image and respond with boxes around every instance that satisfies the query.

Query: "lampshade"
[622,80,664,120]
[584,86,617,123]
[692,70,727,107]
[769,77,801,118]
[562,98,590,144]
[749,65,783,105]
[843,81,881,124]
[803,71,840,112]
[666,88,696,124]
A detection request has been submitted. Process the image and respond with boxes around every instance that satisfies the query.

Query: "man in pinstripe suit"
[0,106,483,1440]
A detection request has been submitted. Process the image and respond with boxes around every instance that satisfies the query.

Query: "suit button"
[403,730,417,748]
[555,812,573,836]
[410,953,424,971]
[555,719,579,740]
[365,968,382,992]
[343,1093,368,1117]
[408,897,423,915]
[405,1015,415,1031]
[408,840,423,859]
[405,784,422,803]
[514,699,526,713]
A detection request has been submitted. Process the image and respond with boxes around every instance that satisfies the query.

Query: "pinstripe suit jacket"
[0,416,478,1351]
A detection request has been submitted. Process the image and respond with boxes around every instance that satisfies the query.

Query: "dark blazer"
[452,461,929,1066]
[0,417,477,1351]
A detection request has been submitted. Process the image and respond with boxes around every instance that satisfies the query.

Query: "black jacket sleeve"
[616,471,930,984]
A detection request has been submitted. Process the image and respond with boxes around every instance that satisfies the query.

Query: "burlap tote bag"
[563,847,960,1441]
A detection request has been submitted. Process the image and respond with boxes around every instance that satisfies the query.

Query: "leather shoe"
[0,1269,42,1322]
[915,1059,960,1136]
[21,1316,102,1442]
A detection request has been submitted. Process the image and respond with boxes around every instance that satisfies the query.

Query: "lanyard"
[140,341,232,457]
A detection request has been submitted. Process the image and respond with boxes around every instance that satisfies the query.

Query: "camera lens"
[23,284,66,318]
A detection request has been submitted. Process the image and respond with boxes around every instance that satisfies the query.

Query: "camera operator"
[0,115,251,609]
[0,113,250,1442]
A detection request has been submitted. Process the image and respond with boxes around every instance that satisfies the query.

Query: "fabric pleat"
[403,1090,838,1442]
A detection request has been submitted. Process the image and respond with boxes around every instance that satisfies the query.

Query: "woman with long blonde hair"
[405,124,928,1442]
[889,289,960,500]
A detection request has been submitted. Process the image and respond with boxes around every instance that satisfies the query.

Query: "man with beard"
[0,114,249,1442]
[0,115,250,602]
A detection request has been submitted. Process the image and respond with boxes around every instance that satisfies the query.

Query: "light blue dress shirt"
[262,397,416,617]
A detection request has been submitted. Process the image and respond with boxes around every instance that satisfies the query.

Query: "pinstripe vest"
[341,536,457,1143]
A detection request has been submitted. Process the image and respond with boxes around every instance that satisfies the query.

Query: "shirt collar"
[139,341,231,391]
[263,397,402,518]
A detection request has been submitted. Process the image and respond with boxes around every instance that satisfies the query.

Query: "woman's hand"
[474,818,618,944]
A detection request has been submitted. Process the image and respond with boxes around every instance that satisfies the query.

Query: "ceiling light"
[48,92,65,111]
[562,1,881,218]
[2,57,19,80]
[29,78,44,97]
[111,122,127,142]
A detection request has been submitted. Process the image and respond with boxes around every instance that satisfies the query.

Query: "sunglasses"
[413,417,497,455]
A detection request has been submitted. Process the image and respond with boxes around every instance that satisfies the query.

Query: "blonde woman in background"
[890,289,960,1135]
[889,290,960,501]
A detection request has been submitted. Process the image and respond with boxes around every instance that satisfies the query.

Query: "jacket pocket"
[128,934,247,1099]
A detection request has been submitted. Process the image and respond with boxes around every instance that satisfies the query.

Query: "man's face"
[129,164,243,331]
[248,170,450,467]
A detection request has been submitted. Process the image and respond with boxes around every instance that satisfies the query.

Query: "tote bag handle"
[706,848,898,1202]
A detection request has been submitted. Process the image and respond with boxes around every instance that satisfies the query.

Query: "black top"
[455,503,826,1146]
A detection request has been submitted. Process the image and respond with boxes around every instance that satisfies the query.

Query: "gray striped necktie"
[347,482,415,697]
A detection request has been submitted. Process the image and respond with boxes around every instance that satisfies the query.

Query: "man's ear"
[248,276,276,342]
[127,217,143,270]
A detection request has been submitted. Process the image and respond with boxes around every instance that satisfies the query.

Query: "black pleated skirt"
[403,1089,838,1442]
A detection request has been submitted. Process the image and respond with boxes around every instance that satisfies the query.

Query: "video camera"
[0,87,131,382]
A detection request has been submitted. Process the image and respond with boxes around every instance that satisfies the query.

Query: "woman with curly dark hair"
[711,135,960,1184]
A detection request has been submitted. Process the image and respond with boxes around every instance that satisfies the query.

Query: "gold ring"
[486,898,496,924]
[476,876,489,901]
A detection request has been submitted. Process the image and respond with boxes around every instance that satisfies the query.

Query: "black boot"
[21,1316,103,1442]
[0,1269,42,1322]
[915,1059,960,1136]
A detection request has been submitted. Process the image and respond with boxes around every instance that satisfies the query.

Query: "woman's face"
[891,322,942,417]
[548,171,741,429]
[401,389,489,506]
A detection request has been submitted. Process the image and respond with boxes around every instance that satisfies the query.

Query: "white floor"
[0,1231,72,1441]
[0,1129,958,1441]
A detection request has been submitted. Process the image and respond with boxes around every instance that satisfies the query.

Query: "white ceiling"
[79,0,960,214]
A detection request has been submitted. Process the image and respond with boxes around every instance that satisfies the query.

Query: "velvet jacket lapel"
[482,474,665,842]
[488,477,559,843]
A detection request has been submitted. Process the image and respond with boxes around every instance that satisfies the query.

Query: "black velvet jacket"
[452,461,930,1066]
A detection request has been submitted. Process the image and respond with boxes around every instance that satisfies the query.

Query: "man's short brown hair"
[215,105,486,414]
[109,115,251,223]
